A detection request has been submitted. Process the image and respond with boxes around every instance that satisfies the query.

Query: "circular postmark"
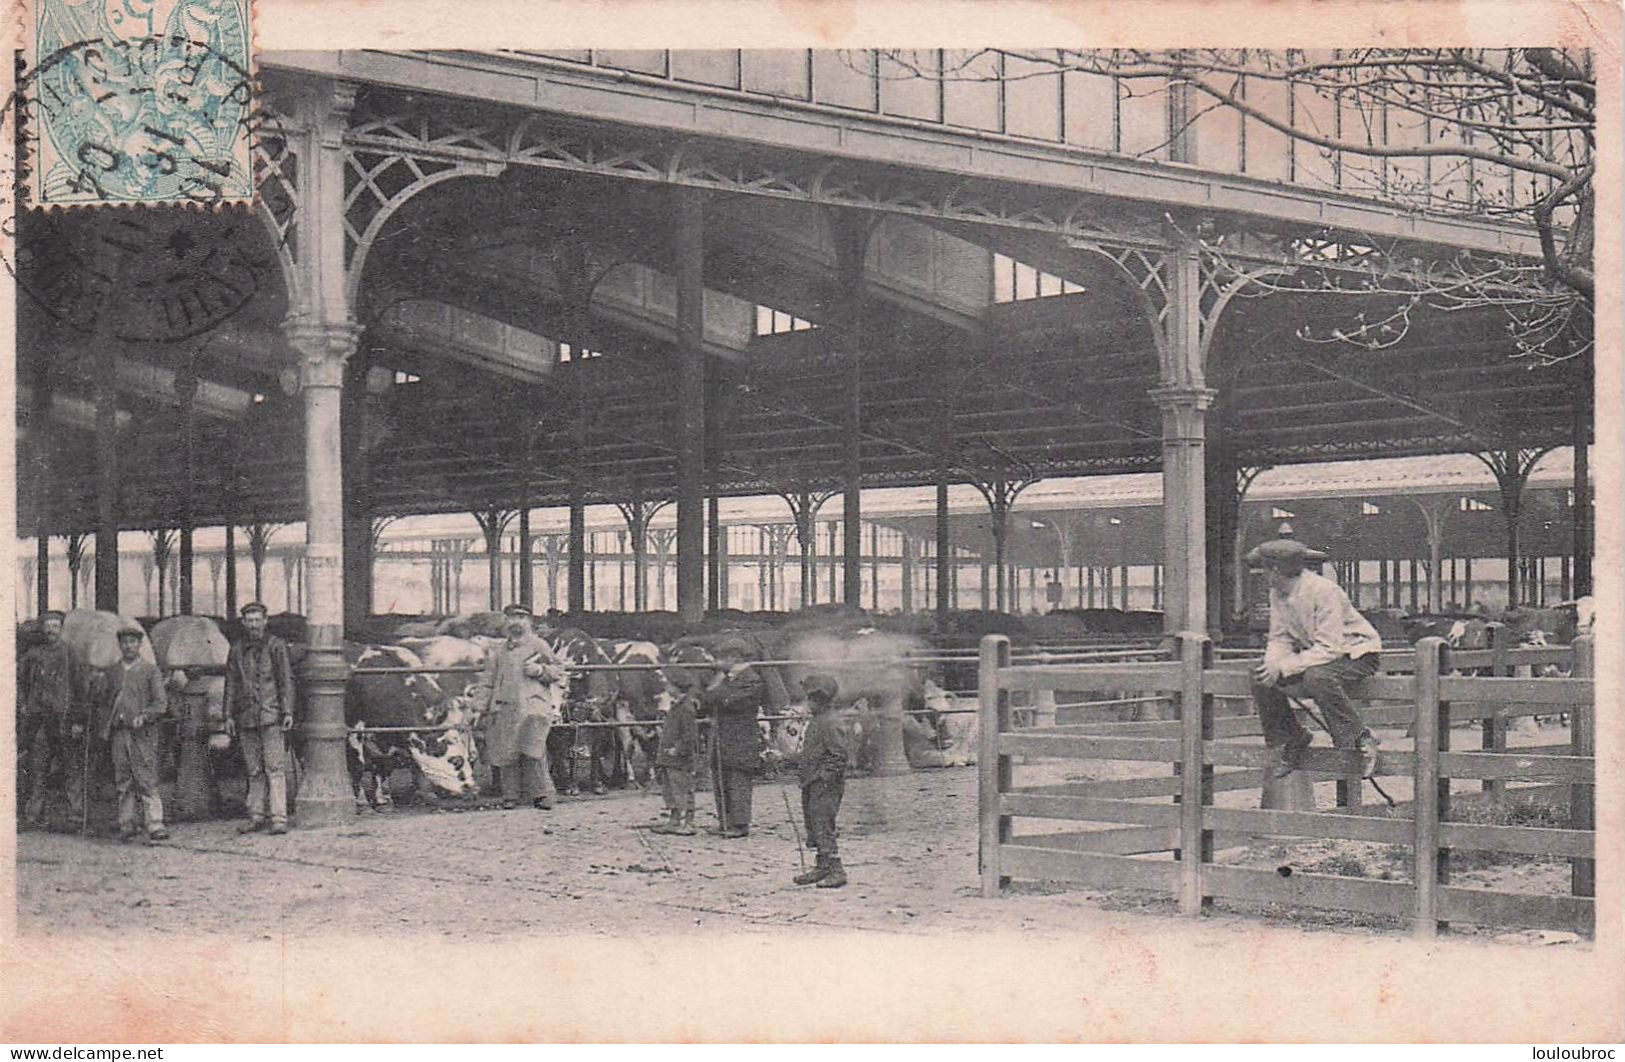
[26,1,255,206]
[2,9,293,343]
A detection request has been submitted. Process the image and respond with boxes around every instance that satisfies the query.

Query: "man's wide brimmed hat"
[1244,538,1329,570]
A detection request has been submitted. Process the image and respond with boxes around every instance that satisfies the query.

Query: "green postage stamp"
[25,0,255,207]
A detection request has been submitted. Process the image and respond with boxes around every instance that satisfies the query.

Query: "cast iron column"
[518,507,533,610]
[935,474,951,622]
[1151,238,1215,636]
[675,187,707,624]
[830,213,873,607]
[1572,381,1592,598]
[279,78,361,829]
[285,321,362,828]
[32,363,53,616]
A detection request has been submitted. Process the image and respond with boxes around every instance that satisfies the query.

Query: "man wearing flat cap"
[699,637,768,837]
[477,604,567,810]
[1247,538,1384,779]
[224,602,296,834]
[18,610,89,830]
[99,624,170,842]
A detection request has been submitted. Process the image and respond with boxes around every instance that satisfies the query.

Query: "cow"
[780,626,925,773]
[345,642,481,809]
[150,615,233,820]
[596,639,675,787]
[543,627,621,795]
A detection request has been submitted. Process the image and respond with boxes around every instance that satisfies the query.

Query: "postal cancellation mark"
[25,0,254,207]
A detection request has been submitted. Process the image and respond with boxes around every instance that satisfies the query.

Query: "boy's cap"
[712,636,754,658]
[239,602,269,617]
[801,673,839,702]
[1244,539,1329,570]
[502,603,533,618]
[41,610,65,621]
[117,623,144,640]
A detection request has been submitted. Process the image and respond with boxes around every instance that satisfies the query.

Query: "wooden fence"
[977,632,1595,937]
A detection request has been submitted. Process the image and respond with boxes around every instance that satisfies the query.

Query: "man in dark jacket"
[700,638,765,838]
[650,682,699,836]
[223,602,296,834]
[18,611,88,830]
[794,673,849,888]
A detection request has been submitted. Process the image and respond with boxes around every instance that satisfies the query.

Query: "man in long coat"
[480,604,567,810]
[223,602,296,834]
[700,637,766,838]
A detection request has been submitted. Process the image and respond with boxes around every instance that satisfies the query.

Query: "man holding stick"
[700,638,767,838]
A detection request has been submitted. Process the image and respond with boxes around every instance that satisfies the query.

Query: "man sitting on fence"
[1248,538,1384,780]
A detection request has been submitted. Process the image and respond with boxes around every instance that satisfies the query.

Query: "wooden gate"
[977,633,1595,937]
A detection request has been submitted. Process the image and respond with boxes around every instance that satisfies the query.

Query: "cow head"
[407,724,479,795]
[351,644,478,797]
[548,628,617,722]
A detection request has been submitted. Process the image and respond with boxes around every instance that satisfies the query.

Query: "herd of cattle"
[21,597,1591,817]
[26,609,981,814]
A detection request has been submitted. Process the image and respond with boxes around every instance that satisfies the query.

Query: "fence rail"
[978,631,1595,938]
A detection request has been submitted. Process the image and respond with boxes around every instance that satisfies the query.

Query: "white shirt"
[1264,569,1383,678]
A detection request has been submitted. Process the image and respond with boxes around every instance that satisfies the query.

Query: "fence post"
[1034,687,1058,728]
[1178,633,1212,917]
[1482,621,1508,799]
[1570,634,1594,898]
[979,634,1012,898]
[1412,636,1445,937]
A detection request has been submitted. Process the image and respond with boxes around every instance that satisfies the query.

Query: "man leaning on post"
[224,602,296,834]
[1247,538,1384,780]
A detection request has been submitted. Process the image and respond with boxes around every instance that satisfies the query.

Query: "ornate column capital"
[1150,385,1217,445]
[1149,384,1218,412]
[284,319,363,390]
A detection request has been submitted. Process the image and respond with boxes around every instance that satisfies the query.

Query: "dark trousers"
[712,764,754,830]
[1253,654,1380,749]
[658,766,694,813]
[20,714,85,823]
[801,777,844,858]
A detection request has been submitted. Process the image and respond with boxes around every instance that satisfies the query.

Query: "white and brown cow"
[597,639,675,787]
[544,628,622,795]
[345,642,481,808]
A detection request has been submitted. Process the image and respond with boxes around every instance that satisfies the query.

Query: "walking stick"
[78,720,92,837]
[781,785,806,870]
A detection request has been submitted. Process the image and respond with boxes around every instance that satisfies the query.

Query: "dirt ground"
[11,755,1614,1042]
[16,767,1066,940]
[14,736,1581,942]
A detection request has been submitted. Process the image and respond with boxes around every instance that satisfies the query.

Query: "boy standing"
[101,625,170,843]
[651,683,699,835]
[794,673,848,889]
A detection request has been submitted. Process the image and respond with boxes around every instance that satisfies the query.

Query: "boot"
[651,810,682,835]
[673,811,695,836]
[816,857,847,889]
[794,854,830,886]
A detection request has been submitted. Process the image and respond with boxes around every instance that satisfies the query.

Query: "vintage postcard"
[0,0,1620,1045]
